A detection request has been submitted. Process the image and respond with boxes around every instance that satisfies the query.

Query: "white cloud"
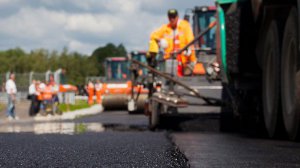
[68,40,98,55]
[0,7,66,39]
[99,0,140,14]
[65,14,119,34]
[0,0,214,55]
[0,0,18,5]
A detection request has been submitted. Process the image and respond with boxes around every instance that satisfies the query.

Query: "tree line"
[0,43,127,85]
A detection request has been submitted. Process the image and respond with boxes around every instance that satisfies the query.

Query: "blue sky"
[0,0,214,55]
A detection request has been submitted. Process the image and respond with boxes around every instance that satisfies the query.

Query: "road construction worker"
[149,9,197,77]
[94,80,103,104]
[38,81,46,114]
[43,82,54,114]
[28,79,37,116]
[87,80,95,105]
[34,80,43,115]
[48,74,60,114]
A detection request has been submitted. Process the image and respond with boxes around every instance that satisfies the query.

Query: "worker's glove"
[206,61,221,82]
[212,62,220,72]
[159,39,168,49]
[183,48,192,57]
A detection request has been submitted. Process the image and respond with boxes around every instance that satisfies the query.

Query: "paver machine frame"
[129,20,221,129]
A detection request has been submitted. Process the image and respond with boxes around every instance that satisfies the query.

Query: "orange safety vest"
[43,85,53,100]
[37,83,45,101]
[150,19,197,64]
[36,91,43,101]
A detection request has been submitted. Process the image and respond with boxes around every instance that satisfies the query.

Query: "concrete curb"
[61,104,104,120]
[33,104,104,121]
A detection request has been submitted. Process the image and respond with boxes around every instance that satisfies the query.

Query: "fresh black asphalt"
[0,132,188,168]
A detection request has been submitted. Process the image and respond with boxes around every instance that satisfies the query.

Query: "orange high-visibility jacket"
[43,85,53,100]
[88,82,95,95]
[150,19,197,65]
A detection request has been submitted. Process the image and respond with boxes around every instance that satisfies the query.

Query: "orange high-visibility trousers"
[95,91,102,104]
[87,83,95,105]
[88,92,94,105]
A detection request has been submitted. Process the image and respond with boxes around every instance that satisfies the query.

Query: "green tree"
[0,43,127,85]
[90,43,127,75]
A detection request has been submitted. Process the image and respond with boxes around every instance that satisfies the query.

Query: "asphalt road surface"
[0,77,299,167]
[0,132,188,167]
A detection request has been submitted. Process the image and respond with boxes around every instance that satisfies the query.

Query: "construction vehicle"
[216,0,300,140]
[101,56,148,111]
[193,6,220,80]
[190,6,216,54]
[125,6,220,129]
[184,6,217,77]
[127,51,150,113]
[101,57,130,109]
[128,13,219,129]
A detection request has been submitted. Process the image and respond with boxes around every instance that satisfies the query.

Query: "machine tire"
[281,8,300,140]
[220,83,238,132]
[225,6,240,74]
[262,21,283,138]
[225,2,257,74]
[149,101,163,130]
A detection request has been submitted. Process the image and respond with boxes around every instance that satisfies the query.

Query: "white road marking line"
[177,86,222,89]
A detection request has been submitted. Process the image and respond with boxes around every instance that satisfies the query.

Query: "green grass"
[0,103,5,111]
[59,100,90,113]
[74,123,87,134]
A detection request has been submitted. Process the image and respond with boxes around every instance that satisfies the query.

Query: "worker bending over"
[149,9,197,77]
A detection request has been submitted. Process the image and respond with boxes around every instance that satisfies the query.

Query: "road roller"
[101,56,148,111]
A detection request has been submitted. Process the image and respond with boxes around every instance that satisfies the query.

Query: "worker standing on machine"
[149,9,197,77]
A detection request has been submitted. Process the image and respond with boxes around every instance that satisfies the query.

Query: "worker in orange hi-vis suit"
[35,80,43,115]
[94,80,103,104]
[43,84,53,102]
[42,82,54,114]
[150,9,197,77]
[87,80,95,105]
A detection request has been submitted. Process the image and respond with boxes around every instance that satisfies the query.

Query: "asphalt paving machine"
[185,6,219,79]
[128,17,221,129]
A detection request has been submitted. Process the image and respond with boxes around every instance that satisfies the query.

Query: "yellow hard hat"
[148,39,159,53]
